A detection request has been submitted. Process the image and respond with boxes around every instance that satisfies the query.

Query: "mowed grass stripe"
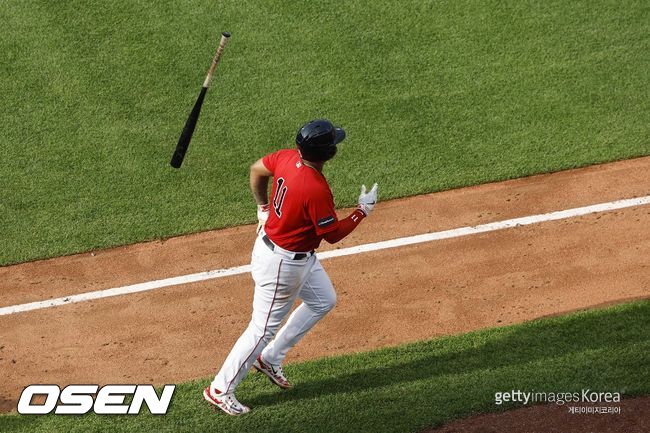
[0,300,648,433]
[2,0,649,265]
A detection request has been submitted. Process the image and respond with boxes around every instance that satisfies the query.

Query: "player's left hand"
[357,183,378,216]
[257,204,270,234]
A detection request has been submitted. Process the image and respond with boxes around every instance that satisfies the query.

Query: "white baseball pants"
[211,232,336,393]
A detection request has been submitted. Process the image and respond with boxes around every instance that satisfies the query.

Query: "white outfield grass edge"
[1,195,649,317]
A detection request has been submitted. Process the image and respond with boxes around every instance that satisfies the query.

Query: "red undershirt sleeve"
[322,209,366,244]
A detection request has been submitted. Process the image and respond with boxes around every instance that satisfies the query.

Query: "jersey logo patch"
[317,216,335,228]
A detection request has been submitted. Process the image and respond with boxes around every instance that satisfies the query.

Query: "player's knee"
[319,292,336,314]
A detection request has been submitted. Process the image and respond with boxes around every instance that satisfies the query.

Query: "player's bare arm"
[250,158,272,205]
[250,158,273,233]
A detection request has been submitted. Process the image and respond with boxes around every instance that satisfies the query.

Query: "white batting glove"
[357,183,378,216]
[257,204,270,234]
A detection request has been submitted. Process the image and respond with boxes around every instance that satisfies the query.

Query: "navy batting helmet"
[295,119,346,162]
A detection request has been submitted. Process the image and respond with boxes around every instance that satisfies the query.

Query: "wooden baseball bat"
[170,31,231,169]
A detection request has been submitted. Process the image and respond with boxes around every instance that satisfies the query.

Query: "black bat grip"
[170,86,208,168]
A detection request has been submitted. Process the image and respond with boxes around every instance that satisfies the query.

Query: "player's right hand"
[357,183,378,216]
[257,204,270,234]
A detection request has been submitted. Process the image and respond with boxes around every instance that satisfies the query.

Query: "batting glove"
[357,183,378,216]
[257,204,270,234]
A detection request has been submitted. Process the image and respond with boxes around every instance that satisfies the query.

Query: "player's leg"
[209,238,307,397]
[260,258,336,367]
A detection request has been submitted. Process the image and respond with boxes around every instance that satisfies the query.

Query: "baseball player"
[203,119,378,415]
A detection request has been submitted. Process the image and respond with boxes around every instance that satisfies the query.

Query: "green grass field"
[2,0,648,430]
[1,0,648,265]
[1,300,648,433]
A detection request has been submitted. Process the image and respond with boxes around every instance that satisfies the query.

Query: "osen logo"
[18,384,176,415]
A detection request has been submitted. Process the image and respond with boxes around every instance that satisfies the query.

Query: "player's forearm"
[250,160,272,205]
[250,174,270,205]
[323,209,366,244]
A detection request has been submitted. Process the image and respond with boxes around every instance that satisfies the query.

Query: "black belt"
[262,235,313,260]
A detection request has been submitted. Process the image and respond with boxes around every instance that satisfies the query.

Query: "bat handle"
[203,32,231,88]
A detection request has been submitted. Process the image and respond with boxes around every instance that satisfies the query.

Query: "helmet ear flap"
[327,145,337,160]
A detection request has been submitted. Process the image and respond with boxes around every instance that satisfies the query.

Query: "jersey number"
[273,177,288,218]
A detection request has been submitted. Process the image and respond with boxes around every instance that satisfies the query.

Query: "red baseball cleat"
[203,386,250,416]
[253,355,292,389]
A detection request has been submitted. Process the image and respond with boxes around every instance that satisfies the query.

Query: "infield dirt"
[1,156,649,414]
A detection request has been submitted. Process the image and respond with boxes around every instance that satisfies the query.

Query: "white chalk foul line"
[1,195,649,317]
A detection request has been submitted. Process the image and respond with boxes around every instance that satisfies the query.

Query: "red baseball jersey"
[262,149,339,252]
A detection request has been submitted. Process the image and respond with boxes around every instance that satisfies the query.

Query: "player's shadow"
[245,303,646,408]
